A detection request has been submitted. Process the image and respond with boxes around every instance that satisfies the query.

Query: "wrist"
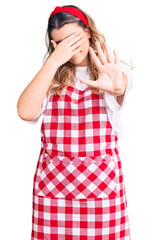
[113,72,127,96]
[47,56,60,69]
[106,84,125,96]
[115,85,125,96]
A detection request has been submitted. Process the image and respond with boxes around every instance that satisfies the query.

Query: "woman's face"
[51,23,91,67]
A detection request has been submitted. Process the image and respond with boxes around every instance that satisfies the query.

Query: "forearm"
[17,57,59,121]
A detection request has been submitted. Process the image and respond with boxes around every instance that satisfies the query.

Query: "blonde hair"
[43,5,134,98]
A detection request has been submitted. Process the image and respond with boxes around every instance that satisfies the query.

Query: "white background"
[0,0,153,239]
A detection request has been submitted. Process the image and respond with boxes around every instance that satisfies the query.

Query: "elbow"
[17,108,37,121]
[17,110,41,121]
[17,101,42,121]
[17,112,37,121]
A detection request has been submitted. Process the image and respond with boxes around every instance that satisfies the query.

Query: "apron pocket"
[37,154,118,199]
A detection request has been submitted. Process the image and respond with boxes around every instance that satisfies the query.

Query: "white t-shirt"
[28,62,133,138]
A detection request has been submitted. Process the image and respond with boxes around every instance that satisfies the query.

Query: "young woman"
[17,5,133,239]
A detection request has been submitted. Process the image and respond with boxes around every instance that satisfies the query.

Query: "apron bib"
[36,86,119,200]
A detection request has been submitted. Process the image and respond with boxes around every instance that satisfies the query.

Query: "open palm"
[81,41,124,96]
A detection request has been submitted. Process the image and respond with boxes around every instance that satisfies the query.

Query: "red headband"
[48,6,88,26]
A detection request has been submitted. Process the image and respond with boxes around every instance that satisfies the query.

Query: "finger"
[113,48,120,65]
[91,88,104,95]
[80,79,99,89]
[104,42,114,63]
[72,45,83,55]
[67,32,85,47]
[91,88,99,94]
[53,31,80,47]
[71,36,86,51]
[63,31,83,44]
[89,47,105,72]
[51,40,57,49]
[95,41,107,64]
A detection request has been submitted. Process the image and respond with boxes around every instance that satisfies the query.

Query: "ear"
[84,27,91,39]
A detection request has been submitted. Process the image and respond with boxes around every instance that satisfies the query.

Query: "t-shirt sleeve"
[103,61,133,111]
[40,94,49,116]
